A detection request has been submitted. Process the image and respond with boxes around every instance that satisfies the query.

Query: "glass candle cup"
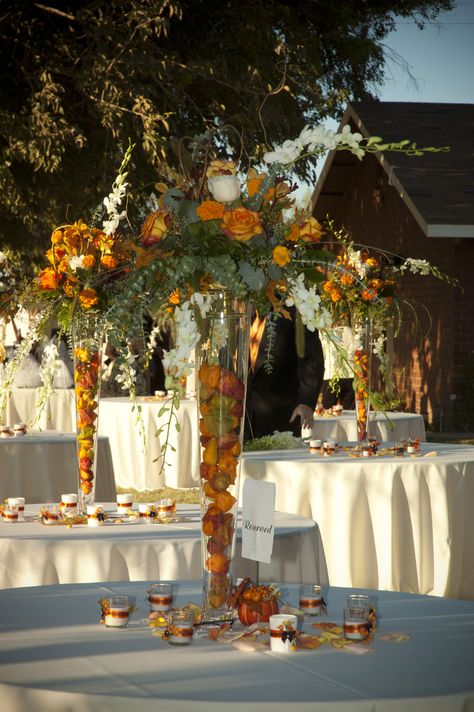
[157,498,176,522]
[2,507,19,523]
[42,507,60,525]
[269,614,298,653]
[347,594,377,630]
[166,608,194,646]
[148,583,173,612]
[116,493,133,514]
[104,596,130,628]
[60,493,78,516]
[7,497,25,520]
[343,606,370,641]
[299,584,323,616]
[139,503,155,523]
[87,505,105,527]
[309,439,321,453]
[13,423,27,436]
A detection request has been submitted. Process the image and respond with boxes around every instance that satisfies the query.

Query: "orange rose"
[221,207,263,242]
[63,279,77,297]
[286,224,300,243]
[168,289,180,305]
[196,200,226,221]
[140,209,171,247]
[100,254,118,269]
[38,268,61,291]
[272,245,291,267]
[79,287,99,309]
[299,217,323,243]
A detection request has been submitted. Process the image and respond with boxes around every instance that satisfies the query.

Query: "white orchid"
[69,255,86,272]
[400,258,432,276]
[286,274,333,331]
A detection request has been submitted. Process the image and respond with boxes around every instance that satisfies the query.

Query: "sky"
[379,0,474,104]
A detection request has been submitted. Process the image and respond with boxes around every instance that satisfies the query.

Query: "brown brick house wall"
[314,154,463,429]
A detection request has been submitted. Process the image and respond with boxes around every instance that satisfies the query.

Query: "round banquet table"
[309,409,426,442]
[0,432,116,504]
[0,504,327,589]
[4,387,76,431]
[241,442,474,601]
[0,580,472,712]
[98,396,200,490]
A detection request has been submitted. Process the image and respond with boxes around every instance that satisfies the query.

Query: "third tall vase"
[353,317,372,442]
[196,291,251,619]
[72,312,103,514]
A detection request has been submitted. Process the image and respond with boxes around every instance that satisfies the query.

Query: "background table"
[98,397,200,490]
[0,504,327,589]
[242,442,474,600]
[309,410,426,442]
[0,580,472,712]
[0,432,116,504]
[4,387,76,431]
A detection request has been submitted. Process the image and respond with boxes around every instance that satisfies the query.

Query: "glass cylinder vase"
[72,313,103,514]
[196,291,251,619]
[352,318,372,442]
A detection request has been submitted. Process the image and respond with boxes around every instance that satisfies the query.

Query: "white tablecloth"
[0,580,472,711]
[0,432,116,504]
[4,387,76,431]
[242,442,474,600]
[310,410,426,442]
[0,504,327,589]
[98,397,200,490]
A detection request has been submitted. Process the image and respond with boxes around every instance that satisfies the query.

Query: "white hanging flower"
[39,341,62,393]
[102,173,129,236]
[400,258,431,276]
[286,274,333,331]
[69,255,86,272]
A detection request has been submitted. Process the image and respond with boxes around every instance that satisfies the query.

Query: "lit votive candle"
[139,503,154,523]
[41,507,60,525]
[7,497,25,521]
[0,426,12,438]
[60,493,78,516]
[154,390,167,399]
[87,505,105,527]
[347,594,377,631]
[117,494,133,514]
[13,422,27,436]
[324,440,336,456]
[157,498,176,522]
[343,606,370,641]
[299,584,323,616]
[104,596,130,628]
[407,445,416,454]
[2,507,19,523]
[309,439,321,453]
[269,614,298,653]
[148,583,173,612]
[167,608,194,646]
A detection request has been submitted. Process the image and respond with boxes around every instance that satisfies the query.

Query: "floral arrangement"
[0,121,453,443]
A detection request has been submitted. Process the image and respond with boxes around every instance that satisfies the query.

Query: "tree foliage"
[0,0,454,254]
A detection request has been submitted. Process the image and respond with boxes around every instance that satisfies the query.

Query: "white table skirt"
[310,410,426,442]
[0,504,327,589]
[0,432,116,504]
[0,580,472,712]
[98,397,201,490]
[4,387,76,431]
[242,442,474,600]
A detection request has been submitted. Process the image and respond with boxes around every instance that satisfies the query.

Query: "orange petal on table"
[298,634,321,649]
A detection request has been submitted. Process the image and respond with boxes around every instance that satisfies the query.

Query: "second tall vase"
[72,313,103,514]
[196,291,250,619]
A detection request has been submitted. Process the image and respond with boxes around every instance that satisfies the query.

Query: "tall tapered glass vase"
[352,318,372,442]
[72,313,103,514]
[196,291,251,619]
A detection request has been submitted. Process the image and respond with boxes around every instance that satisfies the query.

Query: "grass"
[116,486,200,504]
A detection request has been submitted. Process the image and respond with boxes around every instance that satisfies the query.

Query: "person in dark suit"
[244,309,324,440]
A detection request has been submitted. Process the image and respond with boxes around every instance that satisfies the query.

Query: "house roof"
[312,101,474,238]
